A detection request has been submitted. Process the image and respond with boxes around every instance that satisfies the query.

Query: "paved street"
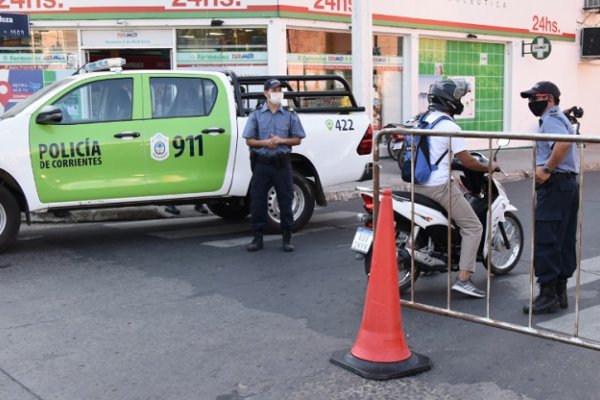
[1,175,600,400]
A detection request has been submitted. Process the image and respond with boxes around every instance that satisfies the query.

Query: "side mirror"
[497,138,510,147]
[35,106,63,124]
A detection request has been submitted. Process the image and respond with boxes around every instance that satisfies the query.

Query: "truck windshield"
[0,78,75,120]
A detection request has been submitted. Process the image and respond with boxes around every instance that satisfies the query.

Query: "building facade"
[1,0,598,143]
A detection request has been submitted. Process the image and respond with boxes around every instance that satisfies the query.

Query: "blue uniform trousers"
[249,158,294,232]
[534,174,579,285]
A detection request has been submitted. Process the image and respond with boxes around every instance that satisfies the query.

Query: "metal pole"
[486,139,493,319]
[446,137,452,310]
[574,143,585,337]
[528,143,537,328]
[410,133,416,302]
[373,132,381,233]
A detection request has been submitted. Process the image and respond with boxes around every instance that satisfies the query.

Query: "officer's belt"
[255,153,290,165]
[551,172,577,181]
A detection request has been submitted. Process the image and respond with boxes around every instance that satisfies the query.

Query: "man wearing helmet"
[411,78,498,298]
[520,81,579,314]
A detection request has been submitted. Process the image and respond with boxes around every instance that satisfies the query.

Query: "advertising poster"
[0,69,75,113]
[0,70,44,113]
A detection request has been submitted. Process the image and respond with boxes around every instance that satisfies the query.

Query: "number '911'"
[173,135,204,158]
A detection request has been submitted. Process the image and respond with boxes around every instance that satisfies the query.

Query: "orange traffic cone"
[330,188,432,380]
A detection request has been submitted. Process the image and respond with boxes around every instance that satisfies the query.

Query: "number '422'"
[336,119,354,131]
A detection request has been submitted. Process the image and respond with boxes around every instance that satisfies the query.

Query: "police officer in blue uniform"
[520,81,579,314]
[243,78,306,252]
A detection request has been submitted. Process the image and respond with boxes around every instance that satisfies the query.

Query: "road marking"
[105,216,216,229]
[148,211,356,240]
[531,255,600,342]
[305,211,356,223]
[537,305,600,342]
[202,227,334,248]
[151,223,248,240]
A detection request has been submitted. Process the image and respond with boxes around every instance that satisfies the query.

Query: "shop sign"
[0,0,274,14]
[81,30,173,48]
[288,54,403,71]
[0,53,77,67]
[0,12,30,39]
[521,36,551,60]
[177,51,267,65]
[530,36,551,60]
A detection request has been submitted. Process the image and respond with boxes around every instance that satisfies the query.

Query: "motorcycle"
[351,139,524,292]
[382,123,405,161]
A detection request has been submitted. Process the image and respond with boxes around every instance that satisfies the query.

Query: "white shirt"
[421,110,466,186]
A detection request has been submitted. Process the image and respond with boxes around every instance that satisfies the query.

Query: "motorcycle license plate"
[351,227,373,254]
[392,142,404,150]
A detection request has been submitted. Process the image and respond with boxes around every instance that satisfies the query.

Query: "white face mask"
[269,91,284,105]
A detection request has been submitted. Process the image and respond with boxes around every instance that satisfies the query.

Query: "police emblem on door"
[150,133,169,161]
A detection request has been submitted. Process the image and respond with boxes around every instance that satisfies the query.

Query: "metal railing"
[372,127,600,351]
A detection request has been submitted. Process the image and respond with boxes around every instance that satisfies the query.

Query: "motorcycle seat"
[392,191,448,217]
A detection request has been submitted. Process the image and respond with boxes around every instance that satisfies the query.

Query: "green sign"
[531,36,552,60]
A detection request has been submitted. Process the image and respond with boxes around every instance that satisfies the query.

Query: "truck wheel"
[0,186,21,252]
[207,201,249,220]
[266,172,315,232]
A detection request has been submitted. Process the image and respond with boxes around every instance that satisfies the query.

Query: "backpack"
[399,112,453,184]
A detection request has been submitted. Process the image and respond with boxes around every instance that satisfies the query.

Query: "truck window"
[150,77,218,118]
[53,78,133,124]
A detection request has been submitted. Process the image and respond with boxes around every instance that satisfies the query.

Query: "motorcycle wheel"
[483,211,524,275]
[363,230,420,293]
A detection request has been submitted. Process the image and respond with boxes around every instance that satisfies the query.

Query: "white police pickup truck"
[0,58,373,252]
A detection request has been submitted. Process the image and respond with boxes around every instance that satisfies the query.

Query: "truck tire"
[0,186,21,252]
[207,201,249,220]
[267,171,315,232]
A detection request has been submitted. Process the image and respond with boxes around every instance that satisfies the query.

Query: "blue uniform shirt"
[536,105,579,173]
[242,103,306,157]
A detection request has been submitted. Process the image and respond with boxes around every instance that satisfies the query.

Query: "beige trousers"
[412,182,483,273]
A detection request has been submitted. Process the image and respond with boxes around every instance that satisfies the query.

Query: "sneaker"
[452,278,486,298]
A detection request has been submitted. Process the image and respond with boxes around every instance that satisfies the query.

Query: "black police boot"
[247,231,263,252]
[556,279,568,309]
[282,230,295,252]
[523,283,559,314]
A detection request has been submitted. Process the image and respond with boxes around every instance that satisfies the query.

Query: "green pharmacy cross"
[522,36,552,60]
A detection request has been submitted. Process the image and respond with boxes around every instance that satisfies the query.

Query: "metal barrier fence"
[372,127,600,351]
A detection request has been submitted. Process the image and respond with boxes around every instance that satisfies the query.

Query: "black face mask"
[528,100,548,117]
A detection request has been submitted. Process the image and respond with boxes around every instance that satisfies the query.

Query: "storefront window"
[0,30,78,113]
[0,30,78,70]
[175,28,267,75]
[287,29,404,129]
[418,38,505,131]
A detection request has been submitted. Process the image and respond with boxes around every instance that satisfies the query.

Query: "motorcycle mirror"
[493,138,509,162]
[496,138,510,147]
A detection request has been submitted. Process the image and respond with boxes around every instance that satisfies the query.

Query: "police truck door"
[29,76,148,203]
[141,75,232,196]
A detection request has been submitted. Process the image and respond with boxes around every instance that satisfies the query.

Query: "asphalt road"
[1,174,600,400]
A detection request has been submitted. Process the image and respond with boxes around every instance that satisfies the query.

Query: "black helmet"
[427,78,471,115]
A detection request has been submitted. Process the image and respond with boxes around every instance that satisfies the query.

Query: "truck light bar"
[81,58,126,73]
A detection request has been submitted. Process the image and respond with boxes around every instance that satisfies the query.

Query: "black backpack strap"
[433,150,448,166]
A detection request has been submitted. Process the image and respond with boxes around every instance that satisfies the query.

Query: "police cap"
[520,81,561,99]
[264,78,283,90]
